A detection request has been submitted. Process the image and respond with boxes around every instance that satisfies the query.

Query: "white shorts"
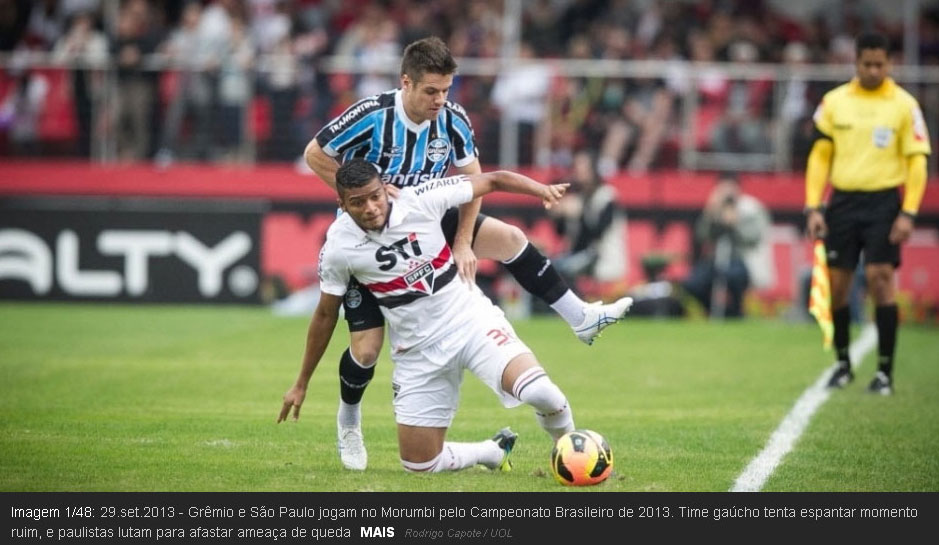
[391,315,532,428]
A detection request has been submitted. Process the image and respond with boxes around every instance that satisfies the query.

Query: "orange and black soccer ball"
[550,429,613,486]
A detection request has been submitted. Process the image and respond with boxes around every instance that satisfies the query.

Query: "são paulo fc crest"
[345,288,363,309]
[426,138,450,163]
[405,262,436,293]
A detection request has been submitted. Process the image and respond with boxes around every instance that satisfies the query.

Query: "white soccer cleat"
[337,424,367,470]
[573,296,634,346]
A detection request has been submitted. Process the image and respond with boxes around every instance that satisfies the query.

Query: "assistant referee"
[805,32,931,395]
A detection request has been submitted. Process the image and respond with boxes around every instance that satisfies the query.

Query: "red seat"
[36,69,77,141]
[660,221,692,281]
[261,212,334,290]
[625,220,656,285]
[898,232,939,303]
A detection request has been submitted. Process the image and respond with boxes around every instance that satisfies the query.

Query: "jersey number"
[376,234,423,270]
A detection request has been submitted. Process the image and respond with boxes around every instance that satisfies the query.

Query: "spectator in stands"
[109,0,158,161]
[24,0,64,50]
[522,0,564,57]
[216,14,254,163]
[154,1,218,165]
[491,41,551,166]
[332,3,400,99]
[683,173,772,318]
[549,149,626,287]
[546,34,602,169]
[0,0,31,52]
[0,51,48,155]
[779,41,814,168]
[709,40,773,155]
[254,0,301,162]
[597,32,679,175]
[53,10,107,158]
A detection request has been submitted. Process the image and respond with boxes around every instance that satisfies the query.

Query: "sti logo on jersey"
[426,138,450,163]
[375,233,423,271]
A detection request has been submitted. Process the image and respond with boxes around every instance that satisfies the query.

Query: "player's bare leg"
[397,424,514,473]
[472,217,632,345]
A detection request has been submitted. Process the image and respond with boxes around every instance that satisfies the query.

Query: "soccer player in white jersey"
[278,159,620,473]
[304,36,633,470]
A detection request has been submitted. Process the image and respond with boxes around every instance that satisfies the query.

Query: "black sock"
[833,305,851,368]
[339,348,374,405]
[875,304,898,377]
[503,243,569,305]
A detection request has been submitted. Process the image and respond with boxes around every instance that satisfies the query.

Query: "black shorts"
[342,208,488,332]
[824,188,901,271]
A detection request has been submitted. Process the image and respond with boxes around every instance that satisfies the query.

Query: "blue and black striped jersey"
[314,89,478,188]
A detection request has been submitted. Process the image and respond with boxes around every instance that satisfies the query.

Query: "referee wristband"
[900,210,917,220]
[803,206,823,216]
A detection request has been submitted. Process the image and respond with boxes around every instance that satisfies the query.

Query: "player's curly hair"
[336,159,380,195]
[400,36,458,83]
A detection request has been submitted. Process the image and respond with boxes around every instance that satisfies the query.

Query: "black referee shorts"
[342,207,488,332]
[824,188,902,271]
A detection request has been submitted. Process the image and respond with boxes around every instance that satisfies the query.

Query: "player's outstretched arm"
[468,170,569,209]
[277,293,343,423]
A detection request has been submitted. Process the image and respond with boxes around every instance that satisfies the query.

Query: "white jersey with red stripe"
[318,175,495,358]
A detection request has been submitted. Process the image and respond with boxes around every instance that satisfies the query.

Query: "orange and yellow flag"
[808,240,833,350]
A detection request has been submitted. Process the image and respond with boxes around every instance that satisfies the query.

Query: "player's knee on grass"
[400,442,502,473]
[400,450,444,473]
[511,367,574,440]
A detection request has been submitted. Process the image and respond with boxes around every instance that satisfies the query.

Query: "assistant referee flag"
[808,240,834,350]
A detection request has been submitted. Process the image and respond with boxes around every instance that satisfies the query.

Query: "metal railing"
[2,52,937,172]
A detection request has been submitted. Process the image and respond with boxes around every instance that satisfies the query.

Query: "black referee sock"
[338,348,375,405]
[503,243,569,305]
[875,304,898,378]
[833,305,851,368]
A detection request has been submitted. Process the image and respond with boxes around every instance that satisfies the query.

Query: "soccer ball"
[550,429,613,486]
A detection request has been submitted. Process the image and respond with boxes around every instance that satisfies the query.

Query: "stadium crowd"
[2,0,937,168]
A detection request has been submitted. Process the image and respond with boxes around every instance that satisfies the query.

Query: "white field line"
[730,323,878,492]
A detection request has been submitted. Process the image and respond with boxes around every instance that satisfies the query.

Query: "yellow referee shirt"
[813,77,931,191]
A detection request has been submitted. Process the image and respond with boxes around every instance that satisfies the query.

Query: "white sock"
[512,367,575,440]
[550,290,588,327]
[400,441,503,473]
[336,400,361,429]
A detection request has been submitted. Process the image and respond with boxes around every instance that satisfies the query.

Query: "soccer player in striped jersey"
[304,37,632,470]
[279,158,588,474]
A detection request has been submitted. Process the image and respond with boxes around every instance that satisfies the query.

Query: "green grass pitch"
[1,302,936,491]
